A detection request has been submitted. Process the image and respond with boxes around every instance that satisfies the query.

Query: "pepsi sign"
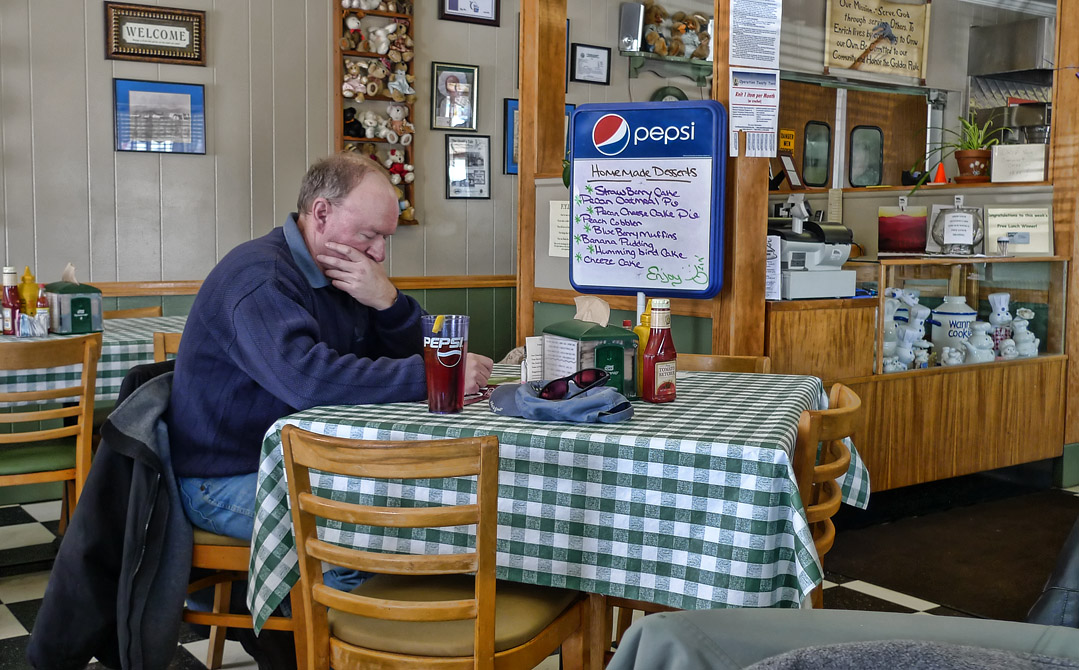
[568,100,727,300]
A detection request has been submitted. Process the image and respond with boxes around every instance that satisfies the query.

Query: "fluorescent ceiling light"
[957,0,1055,18]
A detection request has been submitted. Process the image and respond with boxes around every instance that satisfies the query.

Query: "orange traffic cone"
[932,163,947,184]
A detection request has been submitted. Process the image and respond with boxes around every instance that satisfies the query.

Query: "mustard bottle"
[632,299,652,397]
[18,266,37,317]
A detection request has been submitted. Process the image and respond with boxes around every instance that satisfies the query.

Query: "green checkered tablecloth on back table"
[248,366,871,631]
[0,316,187,401]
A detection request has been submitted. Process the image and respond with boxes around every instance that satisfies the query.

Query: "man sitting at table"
[166,154,493,622]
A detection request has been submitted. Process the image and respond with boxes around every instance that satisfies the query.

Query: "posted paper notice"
[729,0,782,69]
[729,67,780,157]
[549,200,570,257]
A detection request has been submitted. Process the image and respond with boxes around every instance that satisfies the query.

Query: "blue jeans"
[178,473,372,612]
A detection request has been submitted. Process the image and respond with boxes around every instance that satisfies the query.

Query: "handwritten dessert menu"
[568,101,727,299]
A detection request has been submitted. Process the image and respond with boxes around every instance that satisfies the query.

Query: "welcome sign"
[568,101,727,299]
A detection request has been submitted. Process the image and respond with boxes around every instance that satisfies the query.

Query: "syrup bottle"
[642,298,676,403]
[2,267,20,335]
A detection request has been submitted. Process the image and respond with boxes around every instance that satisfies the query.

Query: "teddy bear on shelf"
[360,110,382,139]
[395,0,412,14]
[365,60,390,98]
[341,59,368,100]
[677,13,711,60]
[642,0,671,57]
[343,107,365,138]
[387,65,416,104]
[385,104,414,146]
[368,22,398,55]
[384,148,414,185]
[379,1,397,12]
[393,185,415,222]
[341,0,380,9]
[665,15,688,57]
[387,26,414,63]
[339,15,367,52]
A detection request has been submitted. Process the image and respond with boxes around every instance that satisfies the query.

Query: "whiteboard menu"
[568,101,727,299]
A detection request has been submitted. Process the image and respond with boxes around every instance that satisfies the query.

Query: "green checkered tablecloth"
[248,367,871,631]
[0,316,187,401]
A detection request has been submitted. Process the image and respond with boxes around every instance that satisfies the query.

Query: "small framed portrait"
[105,2,206,66]
[432,62,479,131]
[439,0,500,27]
[503,99,575,175]
[114,78,206,154]
[446,134,491,199]
[570,43,611,85]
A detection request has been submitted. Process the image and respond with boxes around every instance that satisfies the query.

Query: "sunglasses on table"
[534,368,610,400]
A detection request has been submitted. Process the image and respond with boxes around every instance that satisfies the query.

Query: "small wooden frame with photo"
[432,62,479,131]
[439,0,500,27]
[446,134,491,199]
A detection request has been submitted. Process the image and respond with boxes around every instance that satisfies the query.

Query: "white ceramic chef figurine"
[998,338,1019,360]
[940,346,965,366]
[889,288,921,326]
[882,297,900,357]
[913,342,931,369]
[987,292,1012,351]
[883,356,906,373]
[1011,318,1040,358]
[899,304,931,342]
[896,327,920,370]
[961,322,996,364]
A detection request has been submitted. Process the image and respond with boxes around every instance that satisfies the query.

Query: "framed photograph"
[570,43,611,85]
[503,100,575,175]
[446,135,491,199]
[114,78,206,154]
[432,62,478,131]
[439,0,500,27]
[105,2,206,66]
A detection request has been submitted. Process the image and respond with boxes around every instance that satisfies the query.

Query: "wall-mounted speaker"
[618,2,644,52]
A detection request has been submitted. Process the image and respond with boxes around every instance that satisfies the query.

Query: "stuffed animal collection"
[340,0,412,11]
[386,65,416,104]
[641,1,711,60]
[385,104,414,145]
[384,148,415,185]
[342,59,369,100]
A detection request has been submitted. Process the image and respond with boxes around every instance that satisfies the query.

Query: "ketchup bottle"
[642,298,676,403]
[2,266,20,336]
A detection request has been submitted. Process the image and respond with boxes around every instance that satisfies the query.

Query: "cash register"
[768,194,857,300]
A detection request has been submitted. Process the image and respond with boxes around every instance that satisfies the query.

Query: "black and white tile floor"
[3,487,1077,669]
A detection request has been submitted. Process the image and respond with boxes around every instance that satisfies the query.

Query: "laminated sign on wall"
[567,101,728,299]
[824,0,931,80]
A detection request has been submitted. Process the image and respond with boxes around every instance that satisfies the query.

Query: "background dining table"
[247,364,871,636]
[0,315,187,401]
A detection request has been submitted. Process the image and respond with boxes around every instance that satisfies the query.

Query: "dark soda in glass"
[422,314,469,414]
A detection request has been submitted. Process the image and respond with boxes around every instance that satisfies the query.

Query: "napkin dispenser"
[45,281,103,334]
[541,319,639,400]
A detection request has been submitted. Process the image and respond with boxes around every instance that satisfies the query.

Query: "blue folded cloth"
[489,381,633,423]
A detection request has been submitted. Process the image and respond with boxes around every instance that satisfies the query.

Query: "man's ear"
[310,198,330,231]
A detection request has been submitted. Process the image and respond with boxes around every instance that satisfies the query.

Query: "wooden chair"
[103,305,163,319]
[0,334,101,525]
[678,353,771,373]
[281,426,590,670]
[153,331,183,362]
[793,383,863,609]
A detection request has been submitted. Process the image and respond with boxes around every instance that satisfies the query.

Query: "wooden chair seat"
[0,439,76,475]
[678,353,771,373]
[330,574,580,657]
[191,528,249,547]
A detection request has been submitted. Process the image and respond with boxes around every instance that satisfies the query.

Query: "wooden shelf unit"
[332,4,418,225]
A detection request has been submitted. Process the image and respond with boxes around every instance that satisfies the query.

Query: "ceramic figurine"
[882,297,900,358]
[1011,318,1040,358]
[883,356,906,373]
[889,288,920,326]
[987,292,1012,351]
[913,345,930,369]
[896,327,920,370]
[1016,307,1035,321]
[900,304,931,342]
[998,338,1019,360]
[961,322,996,364]
[930,295,977,353]
[940,346,965,366]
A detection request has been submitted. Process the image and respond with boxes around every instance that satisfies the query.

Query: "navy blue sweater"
[168,216,426,477]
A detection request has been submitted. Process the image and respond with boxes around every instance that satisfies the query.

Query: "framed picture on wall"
[105,2,206,66]
[432,62,479,131]
[569,43,611,85]
[447,134,491,199]
[114,78,206,154]
[504,99,576,175]
[439,0,500,27]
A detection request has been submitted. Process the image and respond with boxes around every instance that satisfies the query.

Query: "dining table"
[247,363,871,660]
[0,315,187,401]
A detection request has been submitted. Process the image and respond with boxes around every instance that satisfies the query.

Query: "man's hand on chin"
[318,242,397,310]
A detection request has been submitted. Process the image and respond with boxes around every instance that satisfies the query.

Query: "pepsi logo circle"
[592,114,630,156]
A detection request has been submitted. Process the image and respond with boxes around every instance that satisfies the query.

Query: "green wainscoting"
[401,287,517,362]
[533,302,713,354]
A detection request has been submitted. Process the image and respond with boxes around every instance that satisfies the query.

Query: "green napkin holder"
[45,281,103,334]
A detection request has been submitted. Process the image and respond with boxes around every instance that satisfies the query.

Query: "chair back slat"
[104,306,163,319]
[299,492,479,529]
[311,583,478,622]
[152,332,183,362]
[0,333,101,505]
[304,537,479,576]
[281,425,500,668]
[678,353,771,373]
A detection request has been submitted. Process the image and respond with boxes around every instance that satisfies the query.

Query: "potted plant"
[908,112,1008,190]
